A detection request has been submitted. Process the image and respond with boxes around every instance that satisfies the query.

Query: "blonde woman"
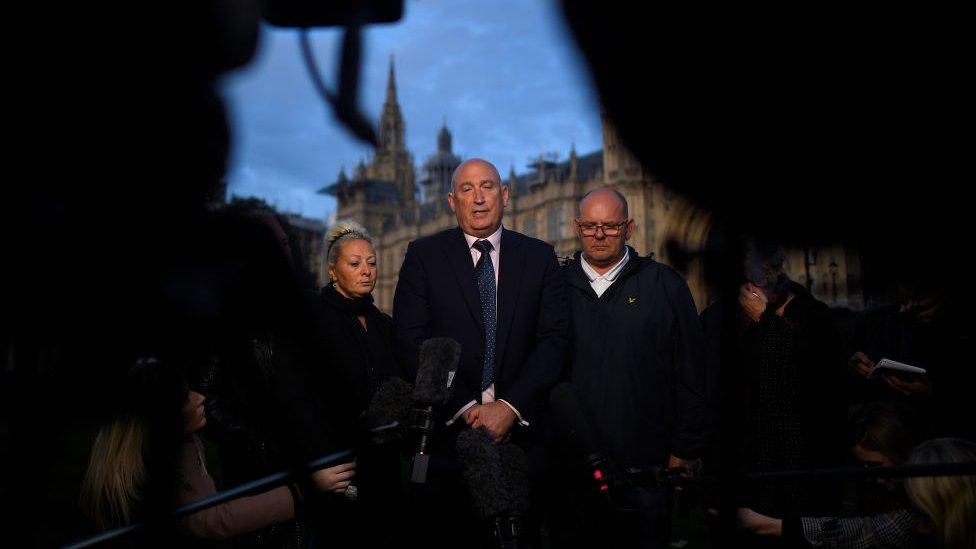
[905,438,976,549]
[304,220,405,548]
[80,358,301,540]
[314,220,401,421]
[738,437,976,549]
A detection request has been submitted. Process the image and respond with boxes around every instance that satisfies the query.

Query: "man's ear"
[447,191,457,213]
[624,218,635,240]
[501,185,510,207]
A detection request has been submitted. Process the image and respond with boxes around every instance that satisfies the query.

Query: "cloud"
[222,0,602,220]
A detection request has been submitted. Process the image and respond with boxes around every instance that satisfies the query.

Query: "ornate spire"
[437,118,452,153]
[385,55,397,105]
[568,143,579,182]
[379,54,405,154]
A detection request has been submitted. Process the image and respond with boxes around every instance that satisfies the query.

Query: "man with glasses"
[549,187,707,548]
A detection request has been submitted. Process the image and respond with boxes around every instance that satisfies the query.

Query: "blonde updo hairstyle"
[326,220,373,270]
[904,438,976,549]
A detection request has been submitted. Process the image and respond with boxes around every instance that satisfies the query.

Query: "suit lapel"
[495,229,524,369]
[443,227,485,335]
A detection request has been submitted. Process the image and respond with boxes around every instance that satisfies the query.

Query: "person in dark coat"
[302,219,406,548]
[847,276,975,442]
[701,242,848,522]
[311,220,401,455]
[184,205,313,549]
[549,187,707,549]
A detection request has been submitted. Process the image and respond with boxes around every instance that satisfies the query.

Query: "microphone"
[549,383,691,514]
[548,382,617,495]
[339,376,415,502]
[456,428,530,549]
[361,376,414,445]
[494,438,531,548]
[409,337,461,484]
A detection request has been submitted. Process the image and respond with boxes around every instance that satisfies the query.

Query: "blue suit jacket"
[393,226,569,428]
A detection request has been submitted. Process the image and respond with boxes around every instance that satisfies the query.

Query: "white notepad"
[868,358,927,378]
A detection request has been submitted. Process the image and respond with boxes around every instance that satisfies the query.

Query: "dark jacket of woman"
[305,283,406,549]
[307,283,402,451]
[702,281,848,517]
[739,281,848,515]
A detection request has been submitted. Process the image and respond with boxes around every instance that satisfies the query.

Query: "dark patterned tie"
[473,239,496,391]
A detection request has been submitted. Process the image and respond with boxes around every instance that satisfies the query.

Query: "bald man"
[550,187,707,548]
[393,158,569,546]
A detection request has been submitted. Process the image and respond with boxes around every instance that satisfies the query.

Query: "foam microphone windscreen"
[497,440,530,516]
[456,428,512,519]
[413,337,461,405]
[361,377,414,443]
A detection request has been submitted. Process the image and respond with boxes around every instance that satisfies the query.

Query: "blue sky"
[221,0,602,221]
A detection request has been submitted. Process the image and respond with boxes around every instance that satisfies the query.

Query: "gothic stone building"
[320,60,862,313]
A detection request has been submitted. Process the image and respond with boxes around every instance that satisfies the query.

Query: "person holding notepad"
[847,275,974,440]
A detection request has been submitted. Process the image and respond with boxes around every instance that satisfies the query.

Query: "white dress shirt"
[580,249,630,297]
[447,225,529,427]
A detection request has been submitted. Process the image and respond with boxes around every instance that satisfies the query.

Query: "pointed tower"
[420,118,461,205]
[567,144,579,183]
[335,165,349,203]
[437,117,452,152]
[508,164,518,190]
[506,163,519,215]
[371,55,416,205]
[601,110,644,183]
[378,56,405,155]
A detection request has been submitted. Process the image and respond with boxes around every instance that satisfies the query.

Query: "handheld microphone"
[549,382,617,495]
[549,383,699,515]
[361,376,414,445]
[409,337,460,483]
[342,376,414,502]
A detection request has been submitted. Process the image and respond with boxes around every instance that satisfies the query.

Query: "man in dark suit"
[393,158,569,546]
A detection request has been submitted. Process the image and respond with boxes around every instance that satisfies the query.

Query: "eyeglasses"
[576,220,629,237]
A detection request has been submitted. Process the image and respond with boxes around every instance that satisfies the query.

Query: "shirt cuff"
[446,400,478,427]
[497,399,530,427]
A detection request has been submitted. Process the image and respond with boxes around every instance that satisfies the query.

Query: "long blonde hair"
[80,415,149,530]
[79,357,186,531]
[904,438,976,549]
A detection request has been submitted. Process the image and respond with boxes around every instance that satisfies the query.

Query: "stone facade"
[282,213,328,288]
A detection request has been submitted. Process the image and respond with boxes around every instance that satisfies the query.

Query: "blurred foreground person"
[904,438,976,549]
[738,437,976,549]
[738,400,931,547]
[847,401,933,515]
[701,242,847,520]
[848,275,975,441]
[80,358,308,544]
[192,202,314,548]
